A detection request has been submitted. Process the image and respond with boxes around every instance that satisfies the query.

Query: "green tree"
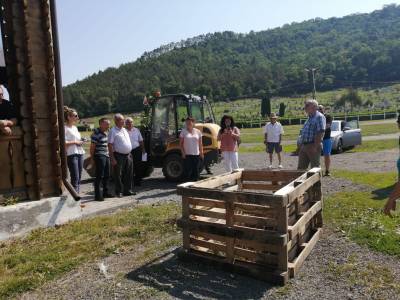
[279,102,287,117]
[337,88,363,112]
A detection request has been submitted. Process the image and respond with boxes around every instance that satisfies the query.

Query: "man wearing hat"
[263,113,284,168]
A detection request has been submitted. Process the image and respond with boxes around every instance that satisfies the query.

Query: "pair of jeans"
[94,155,110,199]
[131,147,143,187]
[113,152,133,194]
[67,154,83,193]
[184,155,200,181]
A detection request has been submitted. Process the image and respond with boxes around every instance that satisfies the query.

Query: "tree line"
[63,4,400,117]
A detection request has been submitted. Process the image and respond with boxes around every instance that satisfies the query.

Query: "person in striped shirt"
[90,117,112,201]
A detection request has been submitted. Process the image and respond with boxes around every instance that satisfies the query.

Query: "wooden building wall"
[0,0,63,200]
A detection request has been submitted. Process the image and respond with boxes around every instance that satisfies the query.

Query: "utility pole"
[305,67,319,99]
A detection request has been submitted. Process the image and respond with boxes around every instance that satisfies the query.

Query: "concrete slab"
[0,194,143,241]
[0,194,81,241]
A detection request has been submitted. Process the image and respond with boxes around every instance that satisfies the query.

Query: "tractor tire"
[162,154,184,182]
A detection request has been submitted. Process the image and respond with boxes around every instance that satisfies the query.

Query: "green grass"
[239,143,297,153]
[326,170,400,257]
[239,121,398,145]
[332,170,397,189]
[0,203,180,298]
[325,191,400,256]
[347,139,398,153]
[239,125,301,144]
[360,122,398,136]
[325,254,400,296]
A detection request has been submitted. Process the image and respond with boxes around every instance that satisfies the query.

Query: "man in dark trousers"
[108,114,135,197]
[125,117,146,188]
[298,99,326,170]
[90,118,113,201]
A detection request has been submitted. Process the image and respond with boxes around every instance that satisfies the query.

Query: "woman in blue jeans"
[64,106,85,194]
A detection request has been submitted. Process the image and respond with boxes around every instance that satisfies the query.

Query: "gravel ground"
[19,149,400,300]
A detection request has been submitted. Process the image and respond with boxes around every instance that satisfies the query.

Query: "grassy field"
[0,203,180,298]
[327,170,400,256]
[211,83,400,121]
[239,121,398,144]
[347,139,398,153]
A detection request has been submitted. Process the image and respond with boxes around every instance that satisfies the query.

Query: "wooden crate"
[177,168,323,285]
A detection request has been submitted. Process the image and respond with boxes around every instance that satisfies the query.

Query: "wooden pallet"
[177,168,323,285]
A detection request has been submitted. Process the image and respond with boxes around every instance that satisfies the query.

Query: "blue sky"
[56,0,399,85]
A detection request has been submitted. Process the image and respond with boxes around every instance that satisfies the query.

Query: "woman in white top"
[180,117,203,181]
[64,106,85,193]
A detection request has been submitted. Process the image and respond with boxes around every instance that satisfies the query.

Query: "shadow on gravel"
[372,184,395,200]
[125,249,271,299]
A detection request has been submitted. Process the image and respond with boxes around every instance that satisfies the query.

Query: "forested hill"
[63,4,400,117]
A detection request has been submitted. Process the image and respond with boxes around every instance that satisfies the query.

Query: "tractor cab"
[142,94,220,181]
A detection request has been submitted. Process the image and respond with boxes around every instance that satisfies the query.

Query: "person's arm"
[138,131,145,153]
[179,137,185,159]
[198,133,204,159]
[90,142,96,161]
[139,141,145,153]
[231,127,240,140]
[263,125,268,144]
[107,129,117,165]
[384,181,400,216]
[108,143,117,166]
[279,124,284,144]
[313,116,326,151]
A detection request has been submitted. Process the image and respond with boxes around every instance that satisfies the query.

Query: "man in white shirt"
[264,113,284,169]
[125,117,146,187]
[108,113,135,197]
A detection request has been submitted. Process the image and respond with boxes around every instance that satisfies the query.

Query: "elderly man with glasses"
[297,99,326,170]
[0,86,17,136]
[108,114,135,197]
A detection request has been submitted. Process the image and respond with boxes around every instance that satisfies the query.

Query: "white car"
[297,120,362,153]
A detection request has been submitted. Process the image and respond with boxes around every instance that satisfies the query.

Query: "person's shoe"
[103,193,114,198]
[325,171,331,177]
[278,164,283,169]
[268,165,273,169]
[94,197,104,202]
[123,191,136,196]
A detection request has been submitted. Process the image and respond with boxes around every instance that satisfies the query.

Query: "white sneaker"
[268,165,273,169]
[278,164,283,169]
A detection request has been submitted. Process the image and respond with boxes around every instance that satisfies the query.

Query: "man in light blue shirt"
[298,99,326,170]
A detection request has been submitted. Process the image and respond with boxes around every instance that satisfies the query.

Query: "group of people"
[64,107,145,201]
[263,99,332,175]
[0,90,399,215]
[179,115,242,181]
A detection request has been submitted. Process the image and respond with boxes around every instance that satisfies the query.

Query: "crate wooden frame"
[177,168,323,285]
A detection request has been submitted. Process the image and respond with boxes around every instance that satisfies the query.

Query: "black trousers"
[94,155,110,199]
[184,155,200,181]
[113,152,133,194]
[131,147,143,187]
